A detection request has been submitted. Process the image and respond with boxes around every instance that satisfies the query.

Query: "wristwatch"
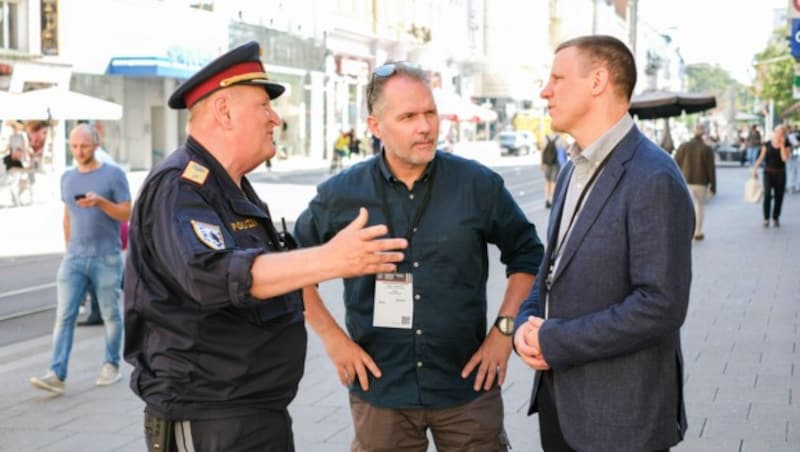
[494,316,515,336]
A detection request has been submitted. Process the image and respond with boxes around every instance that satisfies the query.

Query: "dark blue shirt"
[294,151,543,409]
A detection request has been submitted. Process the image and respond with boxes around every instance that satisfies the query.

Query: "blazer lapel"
[552,128,641,283]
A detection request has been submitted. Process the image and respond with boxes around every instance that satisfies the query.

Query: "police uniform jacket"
[124,136,305,421]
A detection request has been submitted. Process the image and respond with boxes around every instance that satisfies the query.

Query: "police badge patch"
[190,220,226,250]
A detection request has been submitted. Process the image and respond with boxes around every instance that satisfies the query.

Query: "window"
[0,0,19,50]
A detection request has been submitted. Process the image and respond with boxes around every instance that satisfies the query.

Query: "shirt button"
[409,194,415,200]
[416,329,422,335]
[413,261,419,268]
[417,361,423,368]
[412,227,417,233]
[415,294,421,300]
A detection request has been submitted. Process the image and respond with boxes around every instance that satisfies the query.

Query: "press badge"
[373,273,413,329]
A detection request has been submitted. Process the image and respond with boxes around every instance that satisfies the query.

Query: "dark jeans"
[763,170,786,220]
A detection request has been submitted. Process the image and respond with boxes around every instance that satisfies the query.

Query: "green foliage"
[686,64,736,94]
[754,26,794,116]
[685,63,749,112]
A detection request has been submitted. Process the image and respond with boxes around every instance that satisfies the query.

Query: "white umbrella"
[6,88,123,120]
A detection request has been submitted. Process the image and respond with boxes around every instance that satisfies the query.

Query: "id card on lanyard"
[374,273,414,328]
[371,161,435,330]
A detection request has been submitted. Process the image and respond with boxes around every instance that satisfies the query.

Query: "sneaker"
[30,370,65,394]
[95,363,121,386]
[774,219,780,228]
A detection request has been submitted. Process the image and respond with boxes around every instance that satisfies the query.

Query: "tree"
[753,26,794,117]
[685,63,749,113]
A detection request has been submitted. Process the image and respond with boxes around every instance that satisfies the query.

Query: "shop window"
[0,0,19,50]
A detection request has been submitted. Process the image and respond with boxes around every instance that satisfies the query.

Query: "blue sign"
[792,19,800,59]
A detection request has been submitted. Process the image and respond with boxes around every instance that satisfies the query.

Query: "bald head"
[70,123,99,144]
[69,124,99,168]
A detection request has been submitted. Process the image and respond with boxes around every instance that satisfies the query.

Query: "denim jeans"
[747,146,760,165]
[51,252,124,381]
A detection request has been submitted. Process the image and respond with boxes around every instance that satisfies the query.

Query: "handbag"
[744,174,763,203]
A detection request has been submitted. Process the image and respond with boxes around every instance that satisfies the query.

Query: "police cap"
[168,41,285,110]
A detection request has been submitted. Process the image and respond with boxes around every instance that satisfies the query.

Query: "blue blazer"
[516,126,694,451]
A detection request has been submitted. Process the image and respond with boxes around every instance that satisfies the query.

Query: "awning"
[106,56,201,80]
[0,88,123,120]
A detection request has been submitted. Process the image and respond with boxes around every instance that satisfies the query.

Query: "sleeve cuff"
[226,249,263,308]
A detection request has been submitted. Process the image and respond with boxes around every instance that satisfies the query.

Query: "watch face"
[497,317,513,335]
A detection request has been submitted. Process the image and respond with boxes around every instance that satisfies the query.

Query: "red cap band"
[184,61,265,108]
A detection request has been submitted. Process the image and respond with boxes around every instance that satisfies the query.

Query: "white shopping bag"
[744,174,763,203]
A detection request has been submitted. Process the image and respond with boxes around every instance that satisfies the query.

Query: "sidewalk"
[0,165,798,451]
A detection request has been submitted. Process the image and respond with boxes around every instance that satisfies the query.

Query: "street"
[1,161,798,451]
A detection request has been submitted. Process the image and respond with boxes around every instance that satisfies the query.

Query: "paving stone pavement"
[0,164,797,451]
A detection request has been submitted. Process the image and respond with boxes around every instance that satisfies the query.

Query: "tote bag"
[744,174,763,203]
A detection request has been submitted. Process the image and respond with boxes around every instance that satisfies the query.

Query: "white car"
[497,131,535,156]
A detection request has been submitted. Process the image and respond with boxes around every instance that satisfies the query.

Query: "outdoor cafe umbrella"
[0,88,123,121]
[629,90,717,152]
[629,90,717,120]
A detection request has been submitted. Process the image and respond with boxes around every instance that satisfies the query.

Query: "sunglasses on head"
[371,61,421,78]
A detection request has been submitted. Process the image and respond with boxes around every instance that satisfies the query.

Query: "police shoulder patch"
[181,160,210,185]
[190,220,226,250]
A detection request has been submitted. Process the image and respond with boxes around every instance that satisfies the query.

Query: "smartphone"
[74,194,86,200]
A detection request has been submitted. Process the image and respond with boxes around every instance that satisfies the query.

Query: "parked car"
[497,131,535,156]
[715,143,746,165]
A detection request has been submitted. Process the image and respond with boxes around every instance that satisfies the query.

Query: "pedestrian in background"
[330,129,350,173]
[78,120,118,327]
[30,123,131,394]
[752,124,791,227]
[540,132,560,208]
[675,123,717,240]
[746,124,762,165]
[785,124,799,193]
[515,35,694,451]
[295,61,544,452]
[123,41,406,452]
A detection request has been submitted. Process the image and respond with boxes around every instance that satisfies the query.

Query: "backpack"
[542,135,557,165]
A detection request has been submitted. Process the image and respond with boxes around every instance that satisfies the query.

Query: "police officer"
[124,41,407,452]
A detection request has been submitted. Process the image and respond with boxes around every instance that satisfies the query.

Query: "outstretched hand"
[325,208,407,277]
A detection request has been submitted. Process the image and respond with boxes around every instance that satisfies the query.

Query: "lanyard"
[550,149,616,265]
[374,161,436,246]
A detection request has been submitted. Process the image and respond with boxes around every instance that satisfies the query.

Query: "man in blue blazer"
[514,35,694,452]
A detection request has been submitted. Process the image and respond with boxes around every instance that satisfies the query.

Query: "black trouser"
[537,372,670,452]
[537,371,575,452]
[145,409,295,452]
[763,170,786,220]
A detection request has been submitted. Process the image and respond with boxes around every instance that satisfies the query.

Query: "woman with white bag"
[752,125,792,227]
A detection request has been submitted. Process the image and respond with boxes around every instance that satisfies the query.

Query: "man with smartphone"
[29,123,131,394]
